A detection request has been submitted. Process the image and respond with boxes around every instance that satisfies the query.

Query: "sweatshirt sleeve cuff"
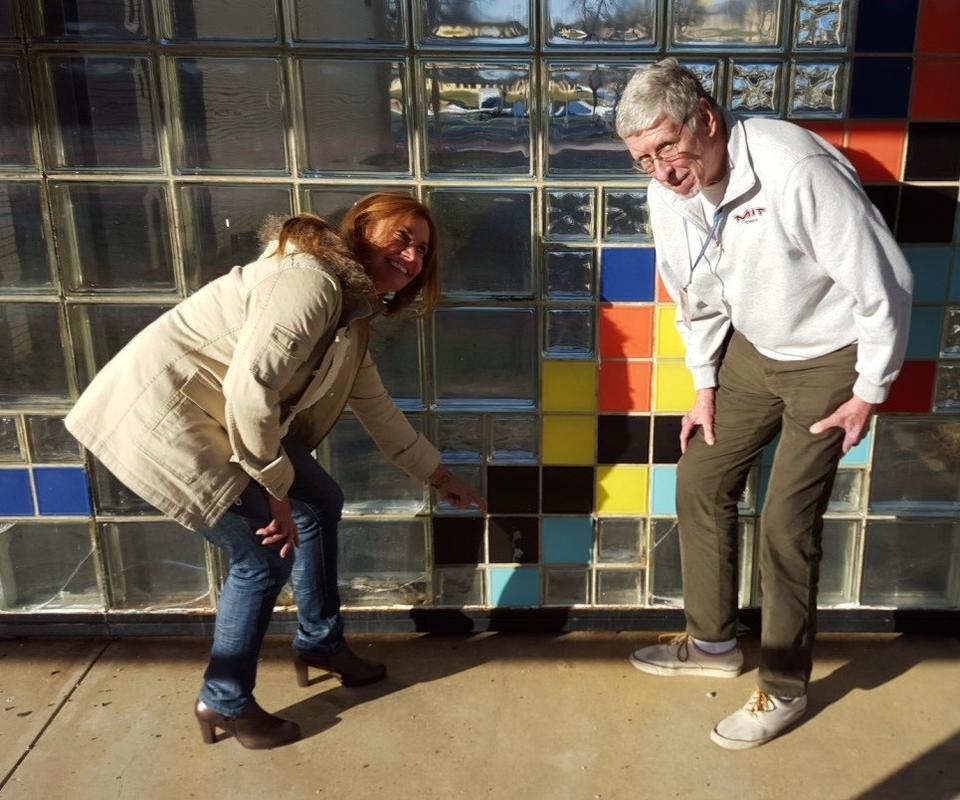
[853,375,888,405]
[689,365,718,391]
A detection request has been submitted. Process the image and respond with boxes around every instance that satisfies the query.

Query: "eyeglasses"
[631,120,690,175]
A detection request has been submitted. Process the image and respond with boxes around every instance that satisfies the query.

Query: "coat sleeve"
[221,258,342,499]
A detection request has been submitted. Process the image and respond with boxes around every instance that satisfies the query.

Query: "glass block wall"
[1,0,958,620]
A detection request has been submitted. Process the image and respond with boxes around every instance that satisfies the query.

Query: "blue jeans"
[198,435,346,716]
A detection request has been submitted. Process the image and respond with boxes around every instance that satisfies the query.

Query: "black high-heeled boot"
[195,699,300,749]
[293,645,386,688]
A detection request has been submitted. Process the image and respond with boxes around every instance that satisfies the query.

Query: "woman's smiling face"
[363,213,430,295]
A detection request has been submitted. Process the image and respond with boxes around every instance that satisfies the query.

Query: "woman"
[65,193,483,749]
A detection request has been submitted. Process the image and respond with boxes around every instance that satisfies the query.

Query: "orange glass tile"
[917,0,960,54]
[844,123,906,182]
[598,361,651,412]
[656,272,672,302]
[912,58,960,119]
[599,305,653,358]
[797,121,845,150]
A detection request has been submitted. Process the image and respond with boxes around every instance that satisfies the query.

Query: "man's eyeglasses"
[632,140,685,175]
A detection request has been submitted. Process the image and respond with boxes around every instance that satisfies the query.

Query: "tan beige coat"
[65,237,440,532]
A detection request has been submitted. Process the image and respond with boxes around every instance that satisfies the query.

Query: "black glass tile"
[542,467,593,513]
[489,517,539,564]
[433,517,485,565]
[652,415,684,463]
[855,0,918,53]
[904,123,960,182]
[863,185,899,233]
[849,58,912,119]
[597,415,650,464]
[487,465,539,514]
[897,185,958,244]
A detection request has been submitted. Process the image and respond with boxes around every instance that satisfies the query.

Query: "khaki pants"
[676,331,857,697]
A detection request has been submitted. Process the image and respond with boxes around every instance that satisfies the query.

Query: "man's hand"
[809,395,876,454]
[255,495,300,558]
[680,388,717,454]
[429,466,487,511]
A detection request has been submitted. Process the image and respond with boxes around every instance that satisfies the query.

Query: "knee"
[231,553,292,591]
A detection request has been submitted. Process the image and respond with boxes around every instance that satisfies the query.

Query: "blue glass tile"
[854,0,918,53]
[650,465,677,515]
[0,468,33,515]
[840,431,872,466]
[849,58,911,119]
[905,306,944,359]
[904,247,951,303]
[542,517,593,564]
[488,566,540,607]
[951,250,960,302]
[34,467,92,515]
[600,248,655,302]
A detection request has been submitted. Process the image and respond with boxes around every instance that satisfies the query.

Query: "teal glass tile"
[758,466,771,505]
[840,431,872,466]
[761,435,779,466]
[905,306,944,360]
[650,465,677,515]
[488,566,540,607]
[903,247,951,303]
[542,517,593,564]
[0,468,33,515]
[951,251,960,302]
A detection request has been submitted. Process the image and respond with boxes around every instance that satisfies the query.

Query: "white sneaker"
[629,633,743,678]
[710,689,807,750]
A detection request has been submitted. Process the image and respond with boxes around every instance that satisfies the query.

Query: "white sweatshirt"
[648,112,914,404]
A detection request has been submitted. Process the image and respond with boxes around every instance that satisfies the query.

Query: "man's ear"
[698,97,718,135]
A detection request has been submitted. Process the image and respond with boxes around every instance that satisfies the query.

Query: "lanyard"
[683,209,726,290]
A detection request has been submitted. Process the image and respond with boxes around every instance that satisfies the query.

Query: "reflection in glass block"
[0,0,16,38]
[0,522,101,610]
[943,308,960,357]
[300,59,409,174]
[307,186,415,228]
[869,418,960,514]
[597,569,642,604]
[598,518,644,563]
[545,190,594,239]
[739,467,758,513]
[429,189,532,298]
[434,567,483,605]
[0,303,71,404]
[91,459,158,515]
[101,522,211,609]
[862,520,960,608]
[935,365,960,412]
[419,0,530,46]
[679,61,721,98]
[339,519,429,607]
[52,183,174,292]
[490,415,537,462]
[68,304,167,388]
[45,56,159,169]
[790,62,844,117]
[368,314,423,407]
[672,0,783,47]
[0,57,34,166]
[546,0,656,46]
[544,249,594,299]
[434,464,483,512]
[437,415,483,462]
[545,569,589,604]
[604,188,651,240]
[544,306,594,359]
[26,416,82,462]
[434,308,536,409]
[546,63,636,174]
[828,469,862,512]
[795,0,847,49]
[0,416,21,462]
[819,519,857,606]
[729,62,782,115]
[168,0,279,41]
[0,183,53,290]
[317,417,425,515]
[35,0,148,39]
[174,58,286,172]
[294,0,404,44]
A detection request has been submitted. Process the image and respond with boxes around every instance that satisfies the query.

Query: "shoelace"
[657,632,693,662]
[744,689,776,718]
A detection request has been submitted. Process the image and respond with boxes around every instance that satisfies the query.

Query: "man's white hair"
[615,57,716,139]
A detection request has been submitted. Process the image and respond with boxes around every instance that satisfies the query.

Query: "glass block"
[434,464,483,513]
[597,569,642,604]
[739,467,758,513]
[488,565,539,606]
[544,305,594,359]
[0,0,16,38]
[869,418,960,514]
[101,522,210,610]
[827,469,862,512]
[943,307,960,357]
[546,63,636,175]
[671,0,783,47]
[433,516,484,564]
[0,416,22,462]
[368,314,423,408]
[598,518,644,563]
[43,55,159,169]
[436,414,483,462]
[418,0,530,46]
[338,518,429,607]
[33,0,148,39]
[300,59,409,174]
[306,186,415,228]
[818,519,857,606]
[545,0,656,46]
[434,307,536,409]
[68,304,167,389]
[25,416,81,462]
[861,520,960,608]
[173,57,286,173]
[0,303,71,405]
[545,569,589,604]
[433,567,483,605]
[795,0,848,49]
[317,416,425,515]
[0,57,34,167]
[422,62,531,174]
[51,183,174,293]
[729,62,782,115]
[489,516,538,563]
[489,415,537,462]
[0,182,54,291]
[179,184,292,289]
[293,0,404,44]
[429,189,533,299]
[544,249,594,300]
[935,365,960,412]
[91,459,158,515]
[0,522,101,610]
[604,188,651,240]
[679,60,722,98]
[545,190,594,240]
[167,0,279,41]
[789,62,844,117]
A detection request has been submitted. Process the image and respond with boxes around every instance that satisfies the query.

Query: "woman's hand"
[255,495,300,558]
[429,466,487,511]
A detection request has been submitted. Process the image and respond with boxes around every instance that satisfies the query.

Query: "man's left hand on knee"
[809,395,876,453]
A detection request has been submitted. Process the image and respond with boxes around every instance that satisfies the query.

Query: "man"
[616,59,912,749]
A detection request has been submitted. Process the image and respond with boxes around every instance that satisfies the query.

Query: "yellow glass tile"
[596,465,648,515]
[542,415,595,465]
[655,360,695,412]
[655,305,686,358]
[542,361,596,412]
